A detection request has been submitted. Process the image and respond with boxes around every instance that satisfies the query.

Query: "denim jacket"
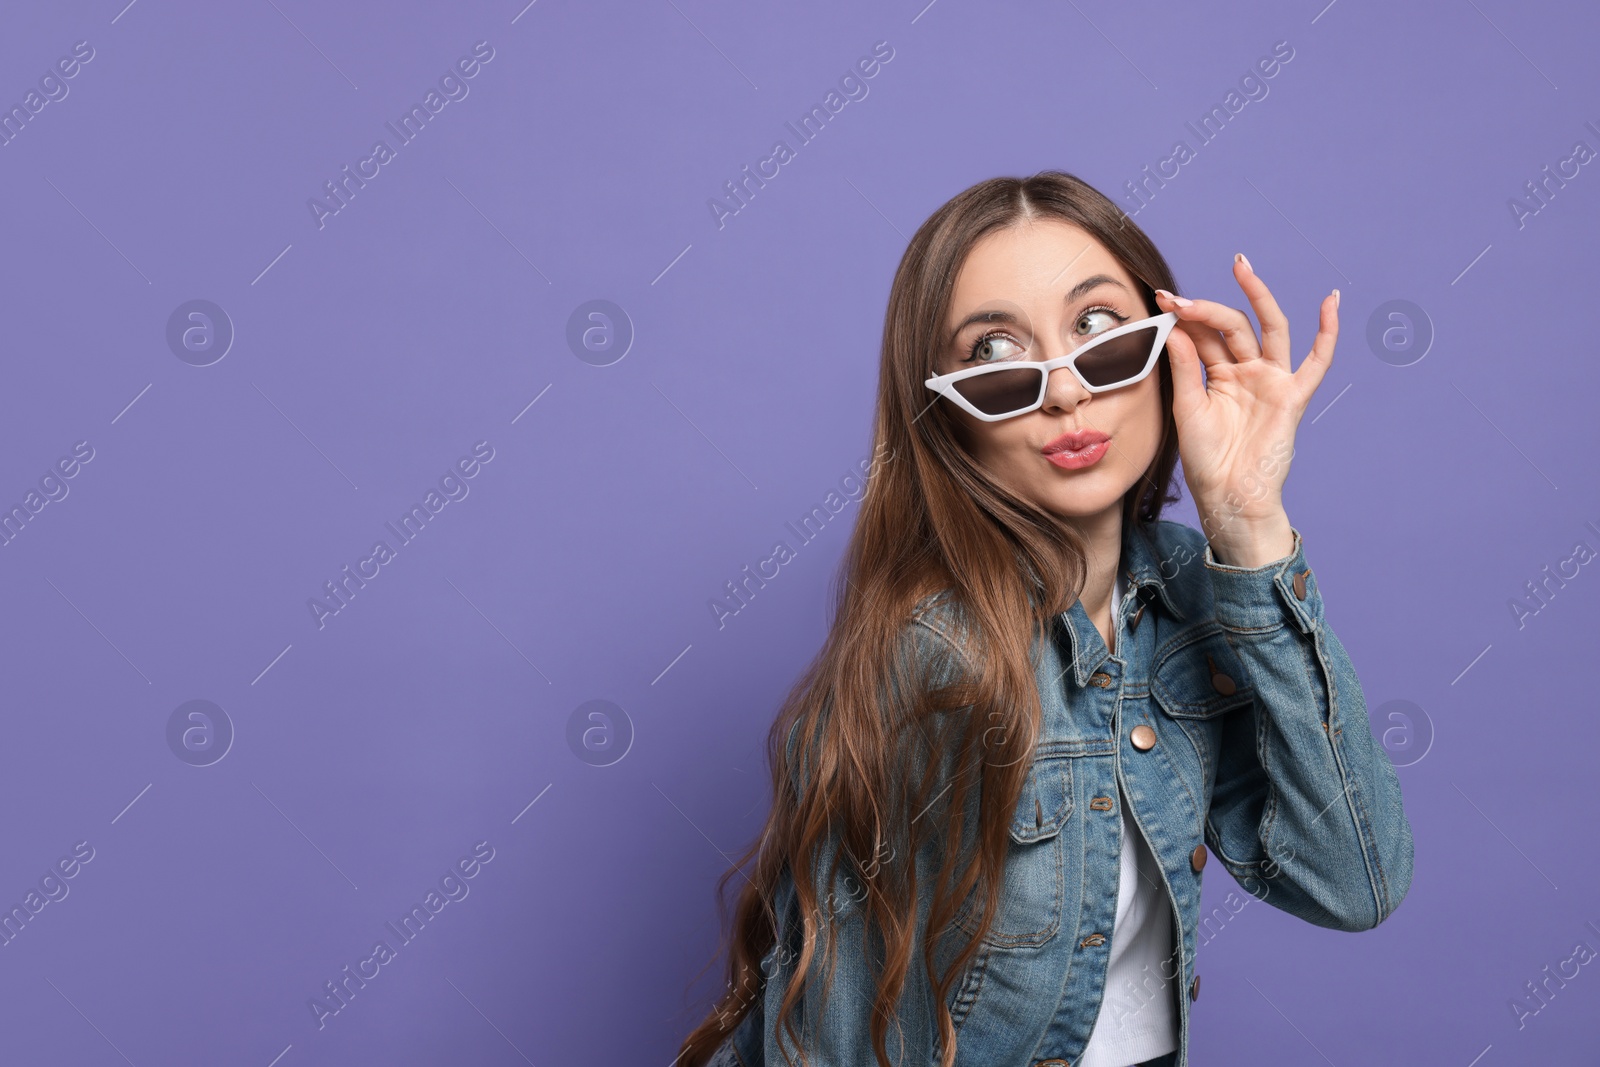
[714,519,1415,1067]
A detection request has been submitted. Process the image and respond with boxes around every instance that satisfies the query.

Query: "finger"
[1162,309,1236,371]
[1154,289,1262,364]
[1233,254,1291,368]
[1177,320,1235,371]
[1163,321,1208,419]
[1293,290,1339,400]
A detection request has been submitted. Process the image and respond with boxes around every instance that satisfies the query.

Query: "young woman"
[678,171,1414,1067]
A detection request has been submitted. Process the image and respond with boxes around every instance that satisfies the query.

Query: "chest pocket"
[1151,625,1255,719]
[954,754,1074,948]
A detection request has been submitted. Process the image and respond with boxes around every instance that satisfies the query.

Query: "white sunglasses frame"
[924,311,1180,423]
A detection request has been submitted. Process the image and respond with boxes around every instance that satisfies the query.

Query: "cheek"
[959,417,1027,471]
[1119,380,1165,450]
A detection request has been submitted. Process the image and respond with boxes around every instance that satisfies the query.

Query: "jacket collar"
[1121,518,1188,622]
[1050,519,1187,687]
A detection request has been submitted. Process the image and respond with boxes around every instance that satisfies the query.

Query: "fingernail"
[1172,293,1194,307]
[1235,252,1252,272]
[1332,289,1340,308]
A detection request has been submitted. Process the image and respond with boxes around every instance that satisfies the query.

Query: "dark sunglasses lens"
[1075,327,1159,388]
[952,366,1043,416]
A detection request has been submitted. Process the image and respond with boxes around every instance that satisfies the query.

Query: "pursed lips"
[1041,429,1110,455]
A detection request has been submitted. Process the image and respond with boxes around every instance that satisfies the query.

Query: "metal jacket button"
[1090,671,1113,687]
[1293,568,1311,600]
[1130,603,1145,631]
[1080,933,1106,947]
[1190,844,1208,872]
[1190,974,1201,1001]
[1205,652,1236,696]
[1034,1060,1070,1067]
[1130,724,1157,750]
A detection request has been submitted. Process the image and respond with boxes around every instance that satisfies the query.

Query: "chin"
[1039,492,1120,520]
[1034,471,1132,518]
[1049,502,1111,521]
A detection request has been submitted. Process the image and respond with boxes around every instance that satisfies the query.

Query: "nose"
[1038,347,1091,414]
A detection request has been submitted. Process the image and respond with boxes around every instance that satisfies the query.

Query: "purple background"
[1,0,1596,1063]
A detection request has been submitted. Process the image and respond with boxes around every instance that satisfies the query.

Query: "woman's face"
[936,218,1165,522]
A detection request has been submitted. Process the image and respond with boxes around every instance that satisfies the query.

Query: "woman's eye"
[1074,308,1126,337]
[966,334,1025,363]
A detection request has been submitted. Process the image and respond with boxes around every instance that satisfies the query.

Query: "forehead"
[946,219,1130,316]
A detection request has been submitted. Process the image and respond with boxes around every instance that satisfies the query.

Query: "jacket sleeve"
[766,613,972,1065]
[1199,525,1415,932]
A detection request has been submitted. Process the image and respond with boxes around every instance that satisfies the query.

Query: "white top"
[1077,570,1180,1067]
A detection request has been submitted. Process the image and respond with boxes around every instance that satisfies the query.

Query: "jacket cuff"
[1201,525,1322,635]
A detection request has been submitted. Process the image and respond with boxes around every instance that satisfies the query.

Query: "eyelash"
[960,304,1131,364]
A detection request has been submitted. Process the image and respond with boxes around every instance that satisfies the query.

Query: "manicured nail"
[1171,293,1193,307]
[1332,289,1340,308]
[1235,252,1252,273]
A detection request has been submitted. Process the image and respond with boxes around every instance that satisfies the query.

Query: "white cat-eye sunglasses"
[925,311,1179,422]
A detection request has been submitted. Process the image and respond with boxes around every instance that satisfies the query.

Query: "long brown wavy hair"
[677,171,1185,1067]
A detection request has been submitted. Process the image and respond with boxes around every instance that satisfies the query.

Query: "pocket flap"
[1152,626,1255,719]
[1009,756,1074,843]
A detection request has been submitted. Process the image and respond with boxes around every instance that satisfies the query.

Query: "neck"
[1067,505,1123,623]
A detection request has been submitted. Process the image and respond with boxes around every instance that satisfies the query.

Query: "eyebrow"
[945,274,1134,344]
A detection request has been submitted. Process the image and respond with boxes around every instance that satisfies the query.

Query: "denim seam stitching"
[1257,666,1280,860]
[986,797,1068,948]
[1217,619,1285,635]
[1147,707,1204,848]
[948,941,990,1032]
[1312,628,1390,925]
